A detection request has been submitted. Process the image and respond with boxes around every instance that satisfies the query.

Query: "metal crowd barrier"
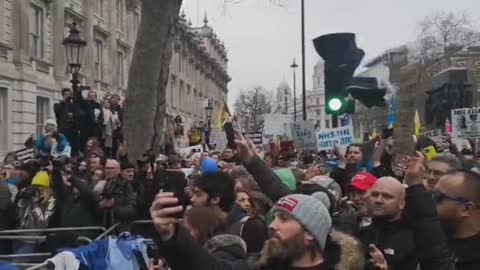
[0,226,108,268]
[0,221,155,269]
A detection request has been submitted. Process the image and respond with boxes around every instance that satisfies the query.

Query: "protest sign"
[451,107,480,139]
[210,128,227,151]
[263,114,293,138]
[243,132,263,146]
[316,125,354,151]
[179,145,204,157]
[291,120,317,151]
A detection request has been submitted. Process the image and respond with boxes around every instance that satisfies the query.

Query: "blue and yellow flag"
[387,96,396,129]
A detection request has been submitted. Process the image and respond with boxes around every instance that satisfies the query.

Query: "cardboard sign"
[291,120,317,150]
[451,107,480,139]
[243,132,263,146]
[263,114,293,138]
[316,125,354,151]
[210,128,228,151]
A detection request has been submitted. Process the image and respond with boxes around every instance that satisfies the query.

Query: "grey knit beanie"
[272,194,332,250]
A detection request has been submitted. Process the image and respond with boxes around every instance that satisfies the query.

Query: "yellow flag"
[414,110,421,136]
[215,99,231,128]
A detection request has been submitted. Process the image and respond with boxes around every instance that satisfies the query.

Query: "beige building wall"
[0,1,229,156]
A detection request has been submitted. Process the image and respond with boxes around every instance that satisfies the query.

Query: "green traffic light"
[328,98,342,111]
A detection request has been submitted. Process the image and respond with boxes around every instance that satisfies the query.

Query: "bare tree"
[418,11,480,66]
[124,0,182,161]
[125,0,281,160]
[234,86,272,132]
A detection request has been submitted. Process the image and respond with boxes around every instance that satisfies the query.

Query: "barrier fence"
[0,220,154,269]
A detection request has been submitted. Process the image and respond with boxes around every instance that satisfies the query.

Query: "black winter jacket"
[405,184,458,270]
[357,219,418,270]
[51,174,98,229]
[155,226,248,270]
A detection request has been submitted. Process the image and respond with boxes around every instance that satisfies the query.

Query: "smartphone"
[224,122,236,150]
[422,145,437,160]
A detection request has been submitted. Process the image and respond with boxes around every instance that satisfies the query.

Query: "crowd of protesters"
[1,89,480,270]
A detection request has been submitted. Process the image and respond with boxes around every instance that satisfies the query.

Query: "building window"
[94,40,103,80]
[116,0,124,31]
[179,84,184,109]
[316,110,320,116]
[171,80,176,108]
[0,88,7,154]
[29,5,44,58]
[117,52,125,88]
[36,97,50,136]
[178,54,182,73]
[95,0,104,17]
[133,11,140,34]
[0,0,4,41]
[326,119,330,129]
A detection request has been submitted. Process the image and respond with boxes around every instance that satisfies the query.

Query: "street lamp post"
[205,99,213,149]
[301,0,307,120]
[291,58,298,121]
[63,22,86,95]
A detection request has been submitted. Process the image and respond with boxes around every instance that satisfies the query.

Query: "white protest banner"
[179,145,204,157]
[244,132,263,146]
[291,120,317,150]
[263,114,293,138]
[451,107,480,139]
[316,125,354,151]
[210,128,228,151]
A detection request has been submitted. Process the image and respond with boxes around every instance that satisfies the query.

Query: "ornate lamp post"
[205,99,213,149]
[63,22,87,94]
[291,58,298,121]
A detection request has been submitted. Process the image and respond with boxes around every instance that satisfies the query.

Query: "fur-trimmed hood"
[328,229,365,270]
[255,229,365,270]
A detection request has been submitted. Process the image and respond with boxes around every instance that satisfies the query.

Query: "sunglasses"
[432,191,471,204]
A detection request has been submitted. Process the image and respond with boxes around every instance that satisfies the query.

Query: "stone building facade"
[0,0,229,156]
[0,0,141,156]
[167,13,230,148]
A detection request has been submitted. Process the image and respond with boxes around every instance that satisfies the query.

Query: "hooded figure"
[36,119,71,157]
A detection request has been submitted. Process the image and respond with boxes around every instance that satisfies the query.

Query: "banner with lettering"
[291,120,317,150]
[451,107,480,139]
[316,125,354,151]
[243,132,263,146]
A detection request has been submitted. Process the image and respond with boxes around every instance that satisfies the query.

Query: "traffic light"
[313,33,364,115]
[347,77,387,108]
[326,96,355,115]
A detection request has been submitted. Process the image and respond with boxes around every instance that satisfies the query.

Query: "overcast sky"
[181,0,480,107]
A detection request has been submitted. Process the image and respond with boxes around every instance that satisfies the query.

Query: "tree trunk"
[124,0,182,161]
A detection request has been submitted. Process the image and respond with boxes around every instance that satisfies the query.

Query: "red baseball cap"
[350,173,378,191]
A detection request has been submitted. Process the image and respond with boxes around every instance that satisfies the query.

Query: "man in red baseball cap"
[348,172,378,217]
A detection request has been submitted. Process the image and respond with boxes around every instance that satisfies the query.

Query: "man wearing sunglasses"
[405,152,480,270]
[433,169,480,270]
